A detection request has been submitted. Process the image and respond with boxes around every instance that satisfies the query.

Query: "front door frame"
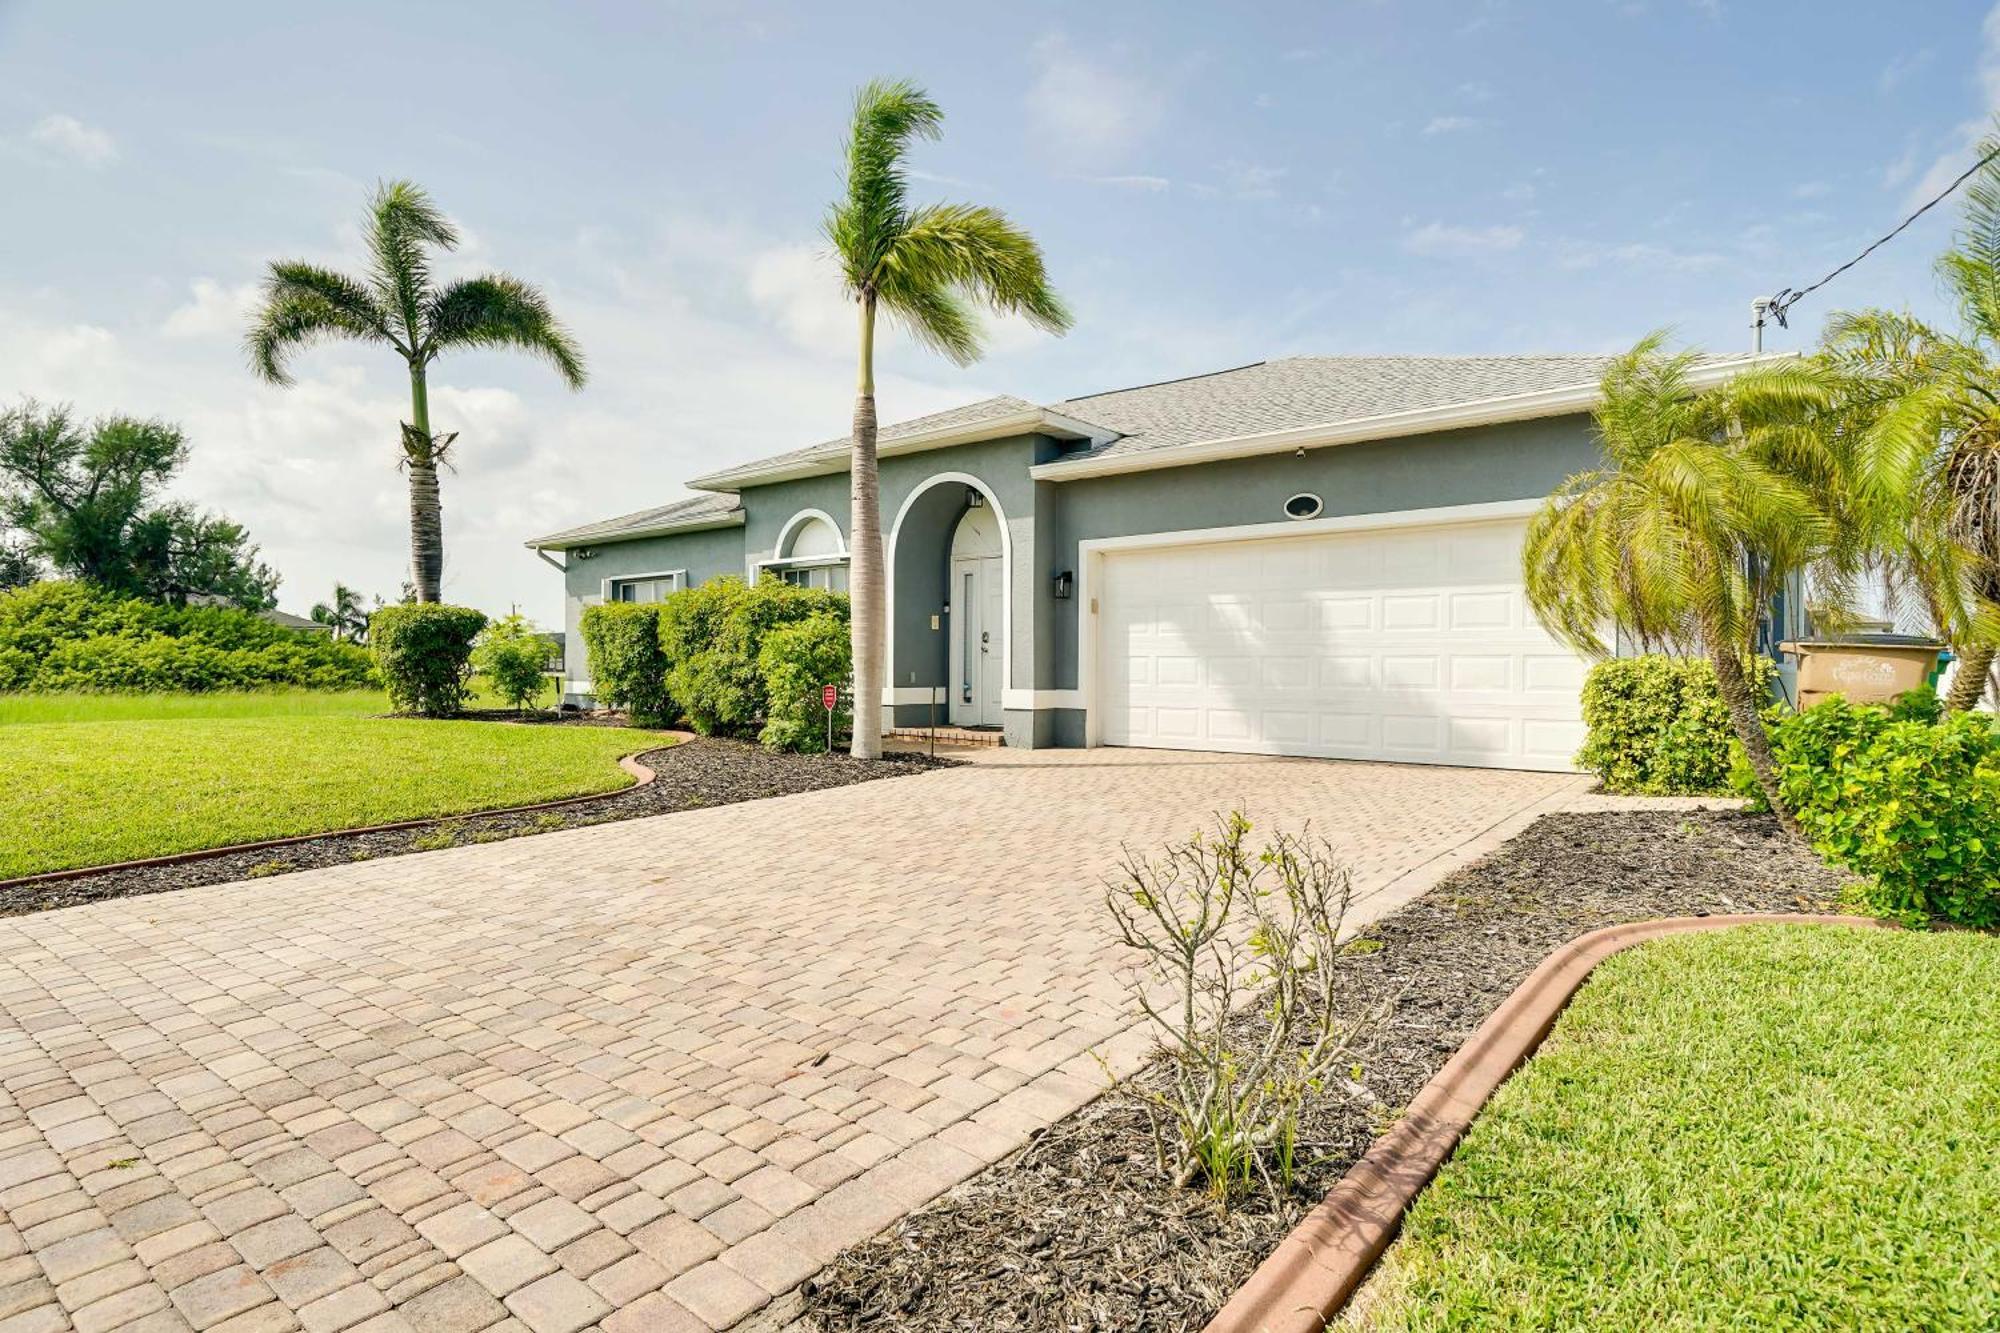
[949,552,1003,726]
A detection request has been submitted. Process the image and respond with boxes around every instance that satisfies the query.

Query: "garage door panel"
[1096,517,1585,772]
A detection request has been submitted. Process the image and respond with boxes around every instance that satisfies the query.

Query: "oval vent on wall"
[1284,492,1323,520]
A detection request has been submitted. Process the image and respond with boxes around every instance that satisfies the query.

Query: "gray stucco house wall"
[527,353,1769,757]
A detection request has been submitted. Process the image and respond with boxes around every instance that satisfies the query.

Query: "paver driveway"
[0,749,1582,1332]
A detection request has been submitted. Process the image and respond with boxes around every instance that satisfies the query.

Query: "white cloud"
[1556,240,1725,273]
[162,279,261,339]
[1901,4,2000,209]
[1421,115,1487,136]
[1219,162,1286,199]
[1502,181,1538,203]
[1457,81,1495,102]
[1402,221,1525,257]
[1085,173,1171,192]
[27,113,117,166]
[747,244,855,353]
[1027,33,1164,165]
[1880,49,1934,94]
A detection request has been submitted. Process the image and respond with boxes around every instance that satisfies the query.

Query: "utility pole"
[1750,298,1769,354]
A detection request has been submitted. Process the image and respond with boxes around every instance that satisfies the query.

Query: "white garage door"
[1096,517,1588,772]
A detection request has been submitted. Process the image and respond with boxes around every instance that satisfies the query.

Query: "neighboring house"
[527,354,1769,771]
[260,607,331,634]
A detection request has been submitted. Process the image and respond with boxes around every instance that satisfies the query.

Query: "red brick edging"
[1,744,682,893]
[1203,912,1892,1333]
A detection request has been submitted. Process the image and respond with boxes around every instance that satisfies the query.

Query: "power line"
[1765,140,2000,329]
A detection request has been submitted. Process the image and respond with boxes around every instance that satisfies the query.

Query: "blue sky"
[2,0,1996,620]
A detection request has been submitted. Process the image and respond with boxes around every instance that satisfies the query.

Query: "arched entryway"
[885,473,1013,731]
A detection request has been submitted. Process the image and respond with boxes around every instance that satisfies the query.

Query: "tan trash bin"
[1781,639,1946,709]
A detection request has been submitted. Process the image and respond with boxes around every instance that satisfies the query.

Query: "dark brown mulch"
[0,739,951,920]
[802,809,1854,1333]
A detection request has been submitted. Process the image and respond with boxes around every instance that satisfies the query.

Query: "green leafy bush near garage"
[1739,693,2000,928]
[1576,653,1777,794]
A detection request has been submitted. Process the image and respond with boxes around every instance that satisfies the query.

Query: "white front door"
[1094,515,1588,771]
[950,554,1003,726]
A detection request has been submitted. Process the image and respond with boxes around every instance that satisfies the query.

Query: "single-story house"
[527,353,1775,771]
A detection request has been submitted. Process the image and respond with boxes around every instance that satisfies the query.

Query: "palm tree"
[1524,333,1843,832]
[246,181,585,603]
[311,583,370,642]
[825,79,1073,757]
[1818,138,2000,711]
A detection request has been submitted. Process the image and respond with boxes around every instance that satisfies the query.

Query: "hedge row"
[0,580,376,693]
[579,577,850,751]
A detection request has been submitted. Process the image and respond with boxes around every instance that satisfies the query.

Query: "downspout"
[533,546,567,573]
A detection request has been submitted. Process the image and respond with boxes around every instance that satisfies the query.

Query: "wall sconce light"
[1053,570,1074,600]
[574,548,597,560]
[965,487,985,508]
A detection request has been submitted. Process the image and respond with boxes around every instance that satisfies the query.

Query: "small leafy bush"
[758,611,851,752]
[1744,695,2000,928]
[369,604,486,717]
[661,577,847,736]
[579,602,671,722]
[472,613,550,711]
[0,579,374,692]
[1107,812,1368,1203]
[1577,654,1777,794]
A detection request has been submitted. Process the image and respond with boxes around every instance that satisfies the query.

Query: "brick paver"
[0,749,1580,1330]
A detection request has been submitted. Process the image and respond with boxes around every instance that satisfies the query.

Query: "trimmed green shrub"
[758,611,851,752]
[661,577,847,735]
[578,602,671,721]
[472,613,550,711]
[1743,696,2000,928]
[1576,654,1778,794]
[369,604,486,717]
[0,579,374,692]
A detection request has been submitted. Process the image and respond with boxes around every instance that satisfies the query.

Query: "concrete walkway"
[0,749,1583,1332]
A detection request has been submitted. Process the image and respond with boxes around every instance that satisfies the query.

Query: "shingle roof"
[687,395,1044,488]
[527,491,741,548]
[1049,355,1624,462]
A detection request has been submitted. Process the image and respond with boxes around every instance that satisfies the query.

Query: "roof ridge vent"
[1065,360,1267,402]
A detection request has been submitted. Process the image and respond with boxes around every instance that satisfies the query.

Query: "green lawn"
[2,691,673,877]
[1359,926,2000,1331]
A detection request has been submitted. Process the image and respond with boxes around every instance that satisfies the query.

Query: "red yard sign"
[822,684,838,710]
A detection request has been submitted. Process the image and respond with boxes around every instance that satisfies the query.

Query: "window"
[608,572,682,603]
[776,564,846,591]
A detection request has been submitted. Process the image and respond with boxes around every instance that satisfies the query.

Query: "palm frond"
[877,282,980,363]
[366,179,458,343]
[244,262,394,385]
[880,203,1072,333]
[425,276,587,388]
[824,79,942,291]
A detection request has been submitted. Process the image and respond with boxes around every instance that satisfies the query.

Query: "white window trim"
[1074,497,1546,748]
[600,568,687,603]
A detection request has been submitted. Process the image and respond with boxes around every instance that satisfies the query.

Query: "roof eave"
[525,511,745,550]
[688,408,1110,492]
[1027,353,1790,482]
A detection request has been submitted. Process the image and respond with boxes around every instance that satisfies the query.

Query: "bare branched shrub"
[1106,811,1368,1203]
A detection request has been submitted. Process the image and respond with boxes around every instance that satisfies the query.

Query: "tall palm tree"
[1524,333,1843,832]
[825,80,1073,757]
[311,582,370,642]
[1819,137,2000,711]
[246,181,585,603]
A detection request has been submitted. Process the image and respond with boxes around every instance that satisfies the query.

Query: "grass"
[1,690,673,878]
[1358,925,2000,1331]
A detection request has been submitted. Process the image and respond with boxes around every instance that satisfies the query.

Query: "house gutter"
[524,511,745,552]
[1028,354,1791,483]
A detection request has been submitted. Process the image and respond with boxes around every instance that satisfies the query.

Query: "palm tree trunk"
[1946,641,1997,712]
[1708,631,1798,836]
[848,293,884,760]
[405,364,444,604]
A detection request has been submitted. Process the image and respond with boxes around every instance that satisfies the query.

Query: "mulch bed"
[802,809,1854,1333]
[1,739,950,920]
